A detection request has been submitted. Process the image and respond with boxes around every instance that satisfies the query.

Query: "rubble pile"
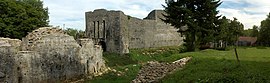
[132,57,192,83]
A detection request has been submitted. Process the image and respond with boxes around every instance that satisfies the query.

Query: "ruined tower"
[85,9,184,54]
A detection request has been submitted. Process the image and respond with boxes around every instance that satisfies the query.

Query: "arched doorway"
[99,41,106,51]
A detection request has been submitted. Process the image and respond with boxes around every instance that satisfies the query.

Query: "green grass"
[86,47,270,83]
[87,46,181,83]
[102,52,137,67]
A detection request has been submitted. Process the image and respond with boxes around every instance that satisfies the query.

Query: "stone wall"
[85,9,124,53]
[85,9,184,54]
[127,10,183,49]
[0,38,21,83]
[0,27,105,83]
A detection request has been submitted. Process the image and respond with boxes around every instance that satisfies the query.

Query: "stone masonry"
[0,27,105,83]
[85,9,184,54]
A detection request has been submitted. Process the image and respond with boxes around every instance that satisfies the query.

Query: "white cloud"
[220,0,270,29]
[219,8,265,29]
[43,0,270,30]
[43,0,164,30]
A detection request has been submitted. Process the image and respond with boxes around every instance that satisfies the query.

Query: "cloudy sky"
[43,0,270,30]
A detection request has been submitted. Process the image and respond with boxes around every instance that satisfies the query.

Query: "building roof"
[238,36,257,45]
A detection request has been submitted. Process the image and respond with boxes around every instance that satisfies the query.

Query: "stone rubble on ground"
[132,57,192,83]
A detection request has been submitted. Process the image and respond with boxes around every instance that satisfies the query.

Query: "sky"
[43,0,270,30]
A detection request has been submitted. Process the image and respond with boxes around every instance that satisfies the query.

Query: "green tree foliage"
[258,13,270,46]
[0,0,49,39]
[251,25,259,37]
[64,28,85,40]
[243,25,259,37]
[228,18,244,44]
[162,0,221,51]
[243,29,252,37]
[216,16,229,44]
[217,17,244,45]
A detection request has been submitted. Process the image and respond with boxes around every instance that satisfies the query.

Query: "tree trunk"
[234,47,240,63]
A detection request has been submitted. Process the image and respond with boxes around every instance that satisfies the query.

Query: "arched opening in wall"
[99,41,106,51]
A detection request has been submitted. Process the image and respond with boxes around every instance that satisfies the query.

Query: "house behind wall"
[85,9,184,54]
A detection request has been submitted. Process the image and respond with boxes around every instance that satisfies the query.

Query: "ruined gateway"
[0,27,105,83]
[85,9,185,54]
[0,9,185,83]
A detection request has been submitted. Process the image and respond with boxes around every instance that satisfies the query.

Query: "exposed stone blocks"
[0,27,105,83]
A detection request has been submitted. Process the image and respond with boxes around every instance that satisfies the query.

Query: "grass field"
[87,47,270,83]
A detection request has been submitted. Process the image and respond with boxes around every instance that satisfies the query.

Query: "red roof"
[238,36,257,45]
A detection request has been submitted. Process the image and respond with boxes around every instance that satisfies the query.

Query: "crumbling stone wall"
[0,27,105,83]
[85,9,184,54]
[0,38,21,83]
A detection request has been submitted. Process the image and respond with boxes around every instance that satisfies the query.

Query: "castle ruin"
[0,27,105,83]
[85,9,185,54]
[0,9,186,83]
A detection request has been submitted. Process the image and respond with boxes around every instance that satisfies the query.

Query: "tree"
[243,25,259,37]
[0,0,49,39]
[65,28,85,40]
[216,17,244,46]
[258,13,270,46]
[251,25,259,37]
[162,0,222,51]
[216,16,230,47]
[227,18,244,45]
[243,29,252,37]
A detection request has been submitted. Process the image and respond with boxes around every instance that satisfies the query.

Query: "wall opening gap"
[93,21,96,38]
[103,20,106,39]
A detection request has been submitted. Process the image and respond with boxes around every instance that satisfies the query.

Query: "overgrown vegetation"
[87,47,270,83]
